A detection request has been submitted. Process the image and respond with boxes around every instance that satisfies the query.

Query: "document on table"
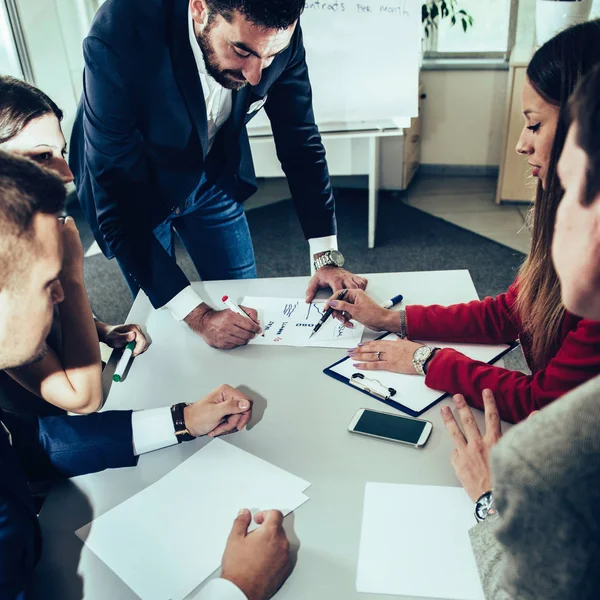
[76,439,310,600]
[357,483,485,600]
[241,296,365,348]
[327,333,510,414]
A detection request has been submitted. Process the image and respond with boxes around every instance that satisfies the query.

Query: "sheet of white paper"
[329,333,510,413]
[242,297,365,348]
[357,483,485,600]
[76,439,310,600]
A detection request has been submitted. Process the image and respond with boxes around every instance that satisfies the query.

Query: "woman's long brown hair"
[515,19,600,370]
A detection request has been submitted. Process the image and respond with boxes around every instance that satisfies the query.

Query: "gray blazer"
[469,374,600,599]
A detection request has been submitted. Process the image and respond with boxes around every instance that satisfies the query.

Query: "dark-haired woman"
[326,21,600,424]
[0,75,149,414]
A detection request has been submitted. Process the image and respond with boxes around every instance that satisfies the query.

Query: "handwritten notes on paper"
[242,297,364,348]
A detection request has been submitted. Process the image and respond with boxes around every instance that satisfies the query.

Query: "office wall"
[14,0,95,141]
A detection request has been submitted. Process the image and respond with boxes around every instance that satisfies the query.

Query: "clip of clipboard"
[323,332,517,417]
[349,373,397,402]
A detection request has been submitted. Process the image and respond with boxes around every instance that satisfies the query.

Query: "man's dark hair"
[569,63,600,206]
[0,151,66,286]
[0,76,63,145]
[205,0,304,29]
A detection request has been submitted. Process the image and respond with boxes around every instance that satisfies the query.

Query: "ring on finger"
[376,351,381,361]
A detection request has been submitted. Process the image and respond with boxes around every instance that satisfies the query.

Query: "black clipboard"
[323,332,517,417]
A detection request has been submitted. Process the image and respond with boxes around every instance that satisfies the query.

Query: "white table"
[34,271,506,600]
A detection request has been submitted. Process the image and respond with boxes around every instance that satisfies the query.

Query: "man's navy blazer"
[0,409,137,598]
[70,0,337,309]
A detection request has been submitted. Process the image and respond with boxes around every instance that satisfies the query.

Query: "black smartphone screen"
[354,410,427,444]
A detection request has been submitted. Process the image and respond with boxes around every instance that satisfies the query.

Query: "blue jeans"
[120,174,257,297]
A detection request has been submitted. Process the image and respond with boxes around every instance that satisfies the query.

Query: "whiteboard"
[248,0,420,130]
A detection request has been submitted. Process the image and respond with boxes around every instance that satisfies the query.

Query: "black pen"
[309,289,348,339]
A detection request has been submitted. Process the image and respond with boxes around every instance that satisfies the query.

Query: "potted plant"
[536,0,593,46]
[421,1,474,54]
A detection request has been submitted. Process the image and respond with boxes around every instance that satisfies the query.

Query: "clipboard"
[323,332,516,417]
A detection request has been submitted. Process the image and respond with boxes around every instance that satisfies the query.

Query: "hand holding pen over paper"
[325,289,403,332]
[184,301,261,350]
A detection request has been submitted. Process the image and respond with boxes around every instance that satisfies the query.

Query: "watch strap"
[398,310,407,339]
[171,402,195,443]
[423,348,440,375]
[314,253,335,270]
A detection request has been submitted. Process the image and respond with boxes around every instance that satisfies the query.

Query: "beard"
[195,21,247,90]
[0,342,48,371]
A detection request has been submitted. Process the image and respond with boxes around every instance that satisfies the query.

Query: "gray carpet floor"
[71,184,525,326]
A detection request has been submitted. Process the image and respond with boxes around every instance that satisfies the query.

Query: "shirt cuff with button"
[131,407,178,455]
[166,285,204,321]
[308,235,339,275]
[188,578,248,600]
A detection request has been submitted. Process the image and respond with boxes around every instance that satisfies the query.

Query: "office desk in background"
[34,271,510,600]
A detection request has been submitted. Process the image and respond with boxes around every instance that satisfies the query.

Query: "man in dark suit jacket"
[70,0,367,350]
[0,152,291,599]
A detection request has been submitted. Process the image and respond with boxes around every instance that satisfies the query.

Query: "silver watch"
[313,250,345,271]
[412,345,437,376]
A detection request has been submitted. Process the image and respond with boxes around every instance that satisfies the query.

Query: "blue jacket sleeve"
[265,26,337,241]
[2,410,138,481]
[76,35,191,309]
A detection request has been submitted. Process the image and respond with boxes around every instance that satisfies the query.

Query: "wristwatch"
[313,249,345,271]
[170,402,195,443]
[412,345,439,376]
[475,491,496,522]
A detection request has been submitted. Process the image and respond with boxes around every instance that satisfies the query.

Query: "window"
[1,0,25,78]
[424,0,518,59]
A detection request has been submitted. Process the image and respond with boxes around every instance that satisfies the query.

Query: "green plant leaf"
[462,18,468,32]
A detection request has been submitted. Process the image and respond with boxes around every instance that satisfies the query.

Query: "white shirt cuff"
[131,407,178,456]
[308,235,339,275]
[189,578,248,600]
[166,286,204,321]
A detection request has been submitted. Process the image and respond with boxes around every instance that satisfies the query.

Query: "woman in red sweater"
[326,21,600,424]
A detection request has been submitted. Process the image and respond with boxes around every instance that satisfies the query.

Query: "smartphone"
[348,408,433,448]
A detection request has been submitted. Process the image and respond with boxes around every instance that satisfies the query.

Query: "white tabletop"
[35,271,506,600]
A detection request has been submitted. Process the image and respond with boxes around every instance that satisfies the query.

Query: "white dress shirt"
[164,11,338,322]
[190,578,248,600]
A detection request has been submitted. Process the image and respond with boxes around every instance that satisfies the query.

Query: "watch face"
[476,493,493,520]
[331,250,345,267]
[414,346,432,362]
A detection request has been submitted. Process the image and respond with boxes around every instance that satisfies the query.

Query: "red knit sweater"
[406,281,600,423]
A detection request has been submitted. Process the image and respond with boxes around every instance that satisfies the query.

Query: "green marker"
[113,341,136,382]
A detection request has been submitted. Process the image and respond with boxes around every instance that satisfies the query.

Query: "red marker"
[222,295,261,328]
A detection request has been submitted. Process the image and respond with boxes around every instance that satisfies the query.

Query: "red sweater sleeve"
[424,319,600,423]
[406,282,520,344]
